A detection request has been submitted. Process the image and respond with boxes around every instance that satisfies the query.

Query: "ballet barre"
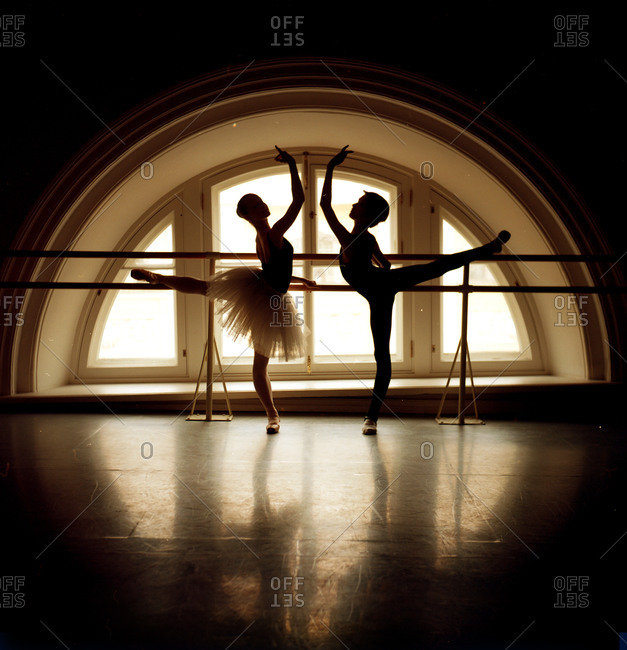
[1,250,626,424]
[0,282,624,293]
[0,249,622,261]
[1,249,622,294]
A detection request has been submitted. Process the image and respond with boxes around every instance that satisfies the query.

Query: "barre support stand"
[187,258,233,422]
[436,264,484,425]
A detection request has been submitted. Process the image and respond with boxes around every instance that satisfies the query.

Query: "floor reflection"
[1,412,622,649]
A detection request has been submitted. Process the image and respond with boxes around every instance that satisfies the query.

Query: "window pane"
[313,266,372,361]
[218,173,303,254]
[217,173,305,362]
[441,220,521,355]
[315,176,393,254]
[95,224,177,364]
[132,227,174,268]
[313,175,398,363]
[98,271,176,361]
[216,170,400,366]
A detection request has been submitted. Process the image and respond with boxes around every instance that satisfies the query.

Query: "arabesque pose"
[133,146,314,433]
[320,146,510,434]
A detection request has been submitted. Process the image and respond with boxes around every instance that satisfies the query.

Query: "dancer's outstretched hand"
[328,145,353,168]
[274,146,295,165]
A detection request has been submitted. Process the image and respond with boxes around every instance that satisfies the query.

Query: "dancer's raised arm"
[320,146,354,248]
[270,146,305,243]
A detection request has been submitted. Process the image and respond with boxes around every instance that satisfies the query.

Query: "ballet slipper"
[131,269,160,283]
[362,417,377,435]
[490,230,511,254]
[266,415,280,434]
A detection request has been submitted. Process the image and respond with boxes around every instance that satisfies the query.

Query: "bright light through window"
[441,219,521,356]
[316,176,393,254]
[314,175,397,362]
[217,173,303,360]
[217,173,303,253]
[95,223,177,365]
[216,170,399,364]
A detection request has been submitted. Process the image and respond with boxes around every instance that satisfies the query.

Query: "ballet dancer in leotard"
[320,146,511,435]
[132,146,314,433]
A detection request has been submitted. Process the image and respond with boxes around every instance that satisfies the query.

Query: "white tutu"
[205,266,306,361]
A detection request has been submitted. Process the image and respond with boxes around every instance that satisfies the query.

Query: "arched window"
[212,170,305,363]
[79,201,188,380]
[431,193,540,374]
[441,218,523,356]
[92,224,177,365]
[76,155,545,384]
[207,156,405,376]
[8,69,610,397]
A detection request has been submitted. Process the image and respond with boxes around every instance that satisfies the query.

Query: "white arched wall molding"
[3,60,619,394]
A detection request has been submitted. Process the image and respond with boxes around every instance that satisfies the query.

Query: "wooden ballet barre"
[0,250,621,262]
[4,250,623,292]
[1,249,624,425]
[1,281,627,294]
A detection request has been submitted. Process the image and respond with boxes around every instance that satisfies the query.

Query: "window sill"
[0,376,618,420]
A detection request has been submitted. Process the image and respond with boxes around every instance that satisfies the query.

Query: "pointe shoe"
[492,230,511,253]
[131,269,159,283]
[362,417,377,435]
[266,416,280,434]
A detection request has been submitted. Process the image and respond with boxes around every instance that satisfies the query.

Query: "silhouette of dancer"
[132,146,314,433]
[320,146,510,434]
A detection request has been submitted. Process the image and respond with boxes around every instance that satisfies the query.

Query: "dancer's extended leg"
[252,351,280,433]
[389,231,510,290]
[131,269,208,295]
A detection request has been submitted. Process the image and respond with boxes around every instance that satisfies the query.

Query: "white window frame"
[76,199,189,380]
[202,154,414,379]
[429,190,545,375]
[74,159,546,385]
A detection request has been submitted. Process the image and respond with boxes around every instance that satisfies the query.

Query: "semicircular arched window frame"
[78,200,188,378]
[430,192,542,374]
[76,156,544,384]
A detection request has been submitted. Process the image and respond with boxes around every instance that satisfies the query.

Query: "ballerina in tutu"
[132,146,314,433]
[320,146,511,435]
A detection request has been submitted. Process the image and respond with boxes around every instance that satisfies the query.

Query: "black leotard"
[337,229,503,422]
[339,231,389,302]
[261,234,294,294]
[341,230,484,303]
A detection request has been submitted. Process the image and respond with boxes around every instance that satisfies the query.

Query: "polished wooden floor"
[1,412,626,649]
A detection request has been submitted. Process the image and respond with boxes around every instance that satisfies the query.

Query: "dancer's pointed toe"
[490,230,511,254]
[131,269,159,283]
[497,230,511,245]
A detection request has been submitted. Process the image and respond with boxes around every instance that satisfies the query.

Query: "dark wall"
[2,5,625,255]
